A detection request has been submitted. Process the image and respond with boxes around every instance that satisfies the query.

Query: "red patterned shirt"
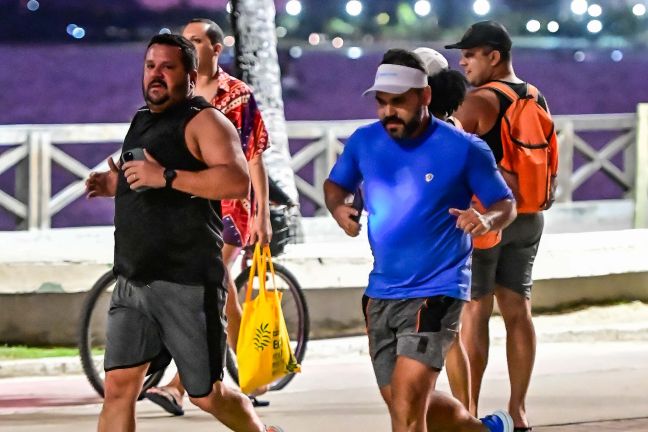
[211,67,270,246]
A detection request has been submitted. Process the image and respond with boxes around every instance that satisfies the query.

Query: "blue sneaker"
[480,410,514,432]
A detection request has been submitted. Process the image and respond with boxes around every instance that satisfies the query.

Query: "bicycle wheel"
[78,270,165,399]
[225,262,309,391]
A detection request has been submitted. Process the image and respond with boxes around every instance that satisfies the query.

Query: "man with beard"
[145,18,273,415]
[324,49,517,432]
[85,33,282,432]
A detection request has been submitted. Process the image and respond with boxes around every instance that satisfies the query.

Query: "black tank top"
[479,81,548,163]
[113,96,225,288]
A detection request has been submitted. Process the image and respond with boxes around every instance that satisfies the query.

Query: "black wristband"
[163,168,177,189]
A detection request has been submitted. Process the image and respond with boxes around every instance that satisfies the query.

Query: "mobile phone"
[119,147,146,166]
[350,188,364,223]
[119,147,150,192]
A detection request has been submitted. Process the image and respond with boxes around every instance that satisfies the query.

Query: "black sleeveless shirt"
[113,96,225,288]
[479,81,548,163]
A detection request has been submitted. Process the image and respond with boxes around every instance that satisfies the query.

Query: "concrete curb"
[3,302,648,379]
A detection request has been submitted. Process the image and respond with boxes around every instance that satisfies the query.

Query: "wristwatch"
[163,168,177,189]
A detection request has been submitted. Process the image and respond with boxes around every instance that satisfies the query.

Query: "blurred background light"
[526,19,541,33]
[414,0,432,17]
[633,3,647,16]
[375,13,390,25]
[286,0,302,16]
[289,46,303,58]
[571,0,588,15]
[276,26,288,38]
[610,49,623,62]
[547,20,560,32]
[5,0,648,45]
[346,0,363,17]
[473,0,491,16]
[587,19,603,33]
[308,33,320,45]
[587,4,602,17]
[26,0,39,12]
[72,27,86,39]
[347,46,363,59]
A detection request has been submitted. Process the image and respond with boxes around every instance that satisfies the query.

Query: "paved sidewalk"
[2,341,648,431]
[1,302,647,379]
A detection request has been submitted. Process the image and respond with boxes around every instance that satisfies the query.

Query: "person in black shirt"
[86,33,282,432]
[448,21,552,431]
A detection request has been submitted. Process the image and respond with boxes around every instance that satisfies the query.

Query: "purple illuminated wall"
[0,44,647,227]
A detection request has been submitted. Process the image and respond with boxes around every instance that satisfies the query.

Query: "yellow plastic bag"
[236,244,301,394]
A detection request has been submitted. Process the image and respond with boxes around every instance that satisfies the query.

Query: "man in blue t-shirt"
[324,49,517,432]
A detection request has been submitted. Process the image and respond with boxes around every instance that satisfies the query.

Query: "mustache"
[147,79,167,90]
[381,116,405,126]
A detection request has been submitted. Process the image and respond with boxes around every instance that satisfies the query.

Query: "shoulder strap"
[446,116,464,131]
[478,81,520,102]
[525,83,539,101]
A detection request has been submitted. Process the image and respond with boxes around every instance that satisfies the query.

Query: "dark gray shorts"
[471,212,544,299]
[362,295,464,388]
[104,277,227,398]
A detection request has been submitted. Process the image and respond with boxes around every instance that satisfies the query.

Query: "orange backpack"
[481,82,558,213]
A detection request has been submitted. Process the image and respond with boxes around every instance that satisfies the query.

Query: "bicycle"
[78,202,309,399]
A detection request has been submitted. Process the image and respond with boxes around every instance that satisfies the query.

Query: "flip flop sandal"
[145,388,185,416]
[250,396,270,407]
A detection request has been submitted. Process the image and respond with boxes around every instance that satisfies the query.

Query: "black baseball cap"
[445,21,512,52]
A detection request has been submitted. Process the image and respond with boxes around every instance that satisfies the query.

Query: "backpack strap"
[525,83,539,101]
[478,81,520,102]
[446,116,464,131]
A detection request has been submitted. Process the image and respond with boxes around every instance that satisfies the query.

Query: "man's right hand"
[85,157,119,198]
[332,204,361,237]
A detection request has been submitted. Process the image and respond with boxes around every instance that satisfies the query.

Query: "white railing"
[1,104,647,229]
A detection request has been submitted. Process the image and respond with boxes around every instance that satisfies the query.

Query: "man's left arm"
[243,92,272,245]
[222,88,273,245]
[248,154,271,244]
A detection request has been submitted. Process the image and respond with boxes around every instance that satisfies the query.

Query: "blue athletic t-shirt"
[328,118,512,301]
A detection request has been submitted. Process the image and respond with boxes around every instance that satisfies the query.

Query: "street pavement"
[1,303,648,431]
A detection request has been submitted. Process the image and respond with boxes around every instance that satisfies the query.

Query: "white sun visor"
[362,64,428,96]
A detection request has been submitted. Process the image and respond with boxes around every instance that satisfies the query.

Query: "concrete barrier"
[2,206,648,345]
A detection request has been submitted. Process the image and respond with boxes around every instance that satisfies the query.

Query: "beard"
[381,114,423,140]
[142,78,191,107]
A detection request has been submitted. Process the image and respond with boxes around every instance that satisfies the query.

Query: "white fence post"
[634,104,648,228]
[38,132,52,229]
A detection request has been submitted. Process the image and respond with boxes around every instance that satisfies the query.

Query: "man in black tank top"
[85,34,281,432]
[447,21,551,431]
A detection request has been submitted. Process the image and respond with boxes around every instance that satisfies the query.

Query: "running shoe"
[480,409,514,432]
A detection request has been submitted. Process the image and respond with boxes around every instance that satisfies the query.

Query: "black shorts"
[471,212,544,299]
[104,277,227,398]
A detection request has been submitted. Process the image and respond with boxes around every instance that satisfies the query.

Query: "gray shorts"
[471,212,544,299]
[104,277,227,398]
[362,294,464,388]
